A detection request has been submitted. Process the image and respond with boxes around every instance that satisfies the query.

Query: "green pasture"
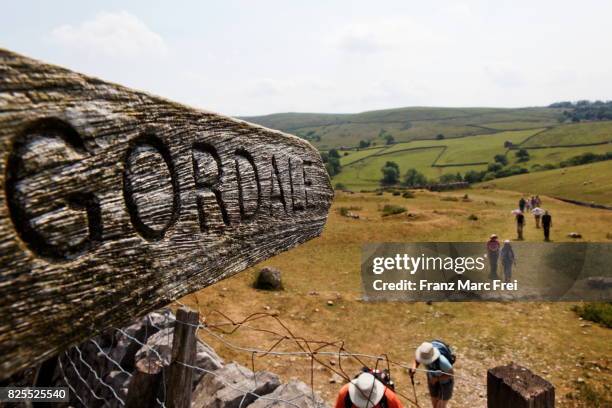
[522,121,612,147]
[480,160,612,206]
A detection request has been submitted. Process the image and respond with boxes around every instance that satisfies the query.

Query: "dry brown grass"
[178,189,612,407]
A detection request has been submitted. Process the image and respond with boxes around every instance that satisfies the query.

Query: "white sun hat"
[348,372,385,408]
[415,342,440,365]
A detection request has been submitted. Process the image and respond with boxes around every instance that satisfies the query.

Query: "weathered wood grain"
[0,48,333,379]
[166,308,199,408]
[487,364,555,408]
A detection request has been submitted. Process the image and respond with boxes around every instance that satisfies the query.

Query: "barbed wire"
[170,303,487,406]
[57,302,485,408]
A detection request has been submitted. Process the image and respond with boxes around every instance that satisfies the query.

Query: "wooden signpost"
[0,48,333,379]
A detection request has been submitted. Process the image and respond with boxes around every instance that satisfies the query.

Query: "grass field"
[333,147,451,189]
[508,144,612,168]
[331,128,612,191]
[480,160,612,206]
[330,128,612,192]
[522,121,612,147]
[180,189,612,407]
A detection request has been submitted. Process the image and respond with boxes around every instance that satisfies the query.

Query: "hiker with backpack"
[335,368,403,408]
[518,197,526,212]
[409,341,455,408]
[486,234,500,280]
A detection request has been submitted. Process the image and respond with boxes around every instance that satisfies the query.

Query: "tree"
[494,154,508,166]
[321,149,342,177]
[359,140,371,149]
[436,133,445,140]
[487,162,503,173]
[381,161,400,185]
[325,158,341,177]
[439,173,461,183]
[403,168,427,187]
[383,134,395,145]
[464,170,485,184]
[482,172,496,181]
[515,149,530,162]
[328,148,340,158]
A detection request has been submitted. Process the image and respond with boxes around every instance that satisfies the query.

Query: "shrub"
[392,191,401,196]
[402,191,415,199]
[571,303,612,328]
[334,183,346,190]
[381,204,407,217]
[482,172,496,181]
[467,214,478,221]
[560,152,612,168]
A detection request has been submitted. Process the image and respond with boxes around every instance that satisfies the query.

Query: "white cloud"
[49,11,167,58]
[333,17,447,55]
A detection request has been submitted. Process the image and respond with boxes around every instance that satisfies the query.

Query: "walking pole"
[410,374,419,407]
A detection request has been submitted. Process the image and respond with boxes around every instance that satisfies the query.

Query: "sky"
[2,0,612,116]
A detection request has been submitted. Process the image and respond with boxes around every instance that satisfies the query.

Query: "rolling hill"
[243,106,612,198]
[479,160,612,206]
[242,106,563,150]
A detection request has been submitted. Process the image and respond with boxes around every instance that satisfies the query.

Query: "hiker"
[525,197,532,211]
[533,210,542,228]
[515,211,525,240]
[335,370,403,408]
[486,234,500,280]
[500,240,516,282]
[409,341,455,408]
[542,211,552,241]
[518,197,526,212]
[535,195,542,207]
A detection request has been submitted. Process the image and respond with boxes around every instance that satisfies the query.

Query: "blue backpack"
[430,340,456,368]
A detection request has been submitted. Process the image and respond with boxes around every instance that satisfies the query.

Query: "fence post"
[32,355,59,408]
[125,357,163,408]
[166,307,200,408]
[487,363,555,407]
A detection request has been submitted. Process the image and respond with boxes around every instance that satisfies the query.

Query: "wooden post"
[166,307,200,408]
[32,355,59,408]
[487,363,555,408]
[125,357,164,408]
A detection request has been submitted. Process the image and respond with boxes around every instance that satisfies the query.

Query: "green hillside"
[479,160,612,206]
[521,121,612,147]
[244,107,612,194]
[242,107,562,150]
